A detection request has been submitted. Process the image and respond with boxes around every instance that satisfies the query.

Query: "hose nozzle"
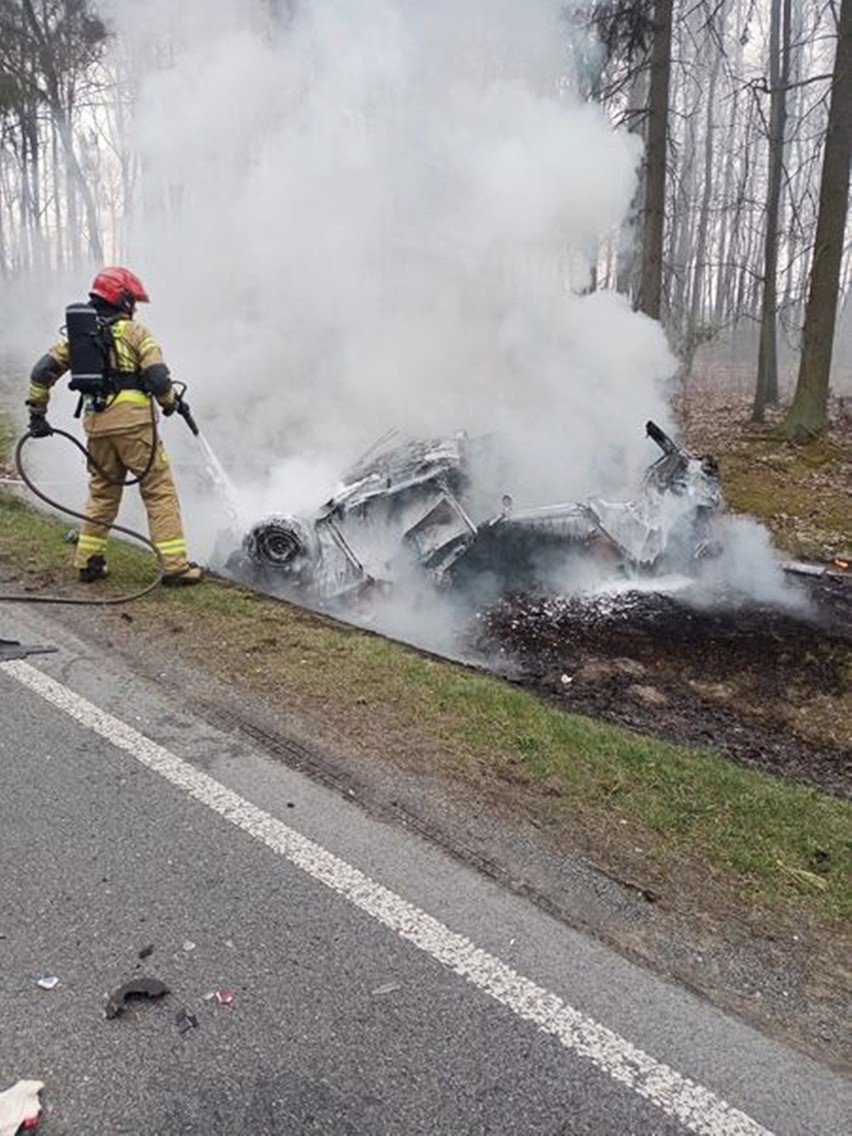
[176,397,199,436]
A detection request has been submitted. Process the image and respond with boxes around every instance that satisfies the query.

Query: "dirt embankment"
[473,575,851,800]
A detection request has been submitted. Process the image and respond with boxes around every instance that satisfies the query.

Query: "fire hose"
[0,386,199,606]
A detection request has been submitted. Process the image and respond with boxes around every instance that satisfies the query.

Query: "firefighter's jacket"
[27,317,177,437]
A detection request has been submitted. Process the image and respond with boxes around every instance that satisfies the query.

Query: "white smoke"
[95,0,671,537]
[690,515,813,612]
[4,0,802,641]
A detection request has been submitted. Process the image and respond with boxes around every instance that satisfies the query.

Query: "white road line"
[3,658,772,1136]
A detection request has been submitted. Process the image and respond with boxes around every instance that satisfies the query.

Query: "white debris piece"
[0,1079,44,1136]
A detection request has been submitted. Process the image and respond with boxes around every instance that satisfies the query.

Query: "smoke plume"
[100,0,672,532]
[3,0,802,644]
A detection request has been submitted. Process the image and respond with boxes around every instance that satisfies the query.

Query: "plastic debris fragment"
[0,1080,44,1136]
[371,982,401,996]
[35,975,59,991]
[105,977,170,1019]
[214,988,235,1005]
[0,640,56,663]
[175,1008,198,1034]
[182,940,196,953]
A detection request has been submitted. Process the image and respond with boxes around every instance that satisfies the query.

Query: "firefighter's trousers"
[74,422,190,574]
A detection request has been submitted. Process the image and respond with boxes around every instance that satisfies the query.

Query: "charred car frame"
[222,421,724,608]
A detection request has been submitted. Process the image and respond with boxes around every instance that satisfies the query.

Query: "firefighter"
[26,266,203,586]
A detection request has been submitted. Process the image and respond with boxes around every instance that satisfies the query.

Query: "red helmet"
[89,266,150,313]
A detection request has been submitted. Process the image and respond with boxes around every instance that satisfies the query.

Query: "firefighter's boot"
[161,562,204,587]
[79,554,109,583]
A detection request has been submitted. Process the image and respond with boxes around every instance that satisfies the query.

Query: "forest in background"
[1,0,849,438]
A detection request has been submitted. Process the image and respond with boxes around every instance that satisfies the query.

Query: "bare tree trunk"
[734,99,763,327]
[671,51,719,386]
[26,109,48,272]
[783,0,851,440]
[0,161,8,278]
[616,65,649,299]
[713,85,740,324]
[636,0,673,321]
[753,0,792,421]
[51,117,64,270]
[689,54,719,332]
[18,122,34,272]
[20,0,104,264]
[668,62,697,338]
[50,98,103,263]
[716,87,749,325]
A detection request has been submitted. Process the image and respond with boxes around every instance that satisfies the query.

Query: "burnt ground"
[471,571,851,800]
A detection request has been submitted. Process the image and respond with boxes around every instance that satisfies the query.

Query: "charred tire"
[242,515,319,580]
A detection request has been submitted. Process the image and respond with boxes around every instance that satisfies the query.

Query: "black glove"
[28,413,53,438]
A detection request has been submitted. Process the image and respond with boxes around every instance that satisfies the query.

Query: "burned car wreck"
[222,421,724,609]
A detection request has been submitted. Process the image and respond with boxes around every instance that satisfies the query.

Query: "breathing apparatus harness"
[2,303,199,607]
[64,300,198,451]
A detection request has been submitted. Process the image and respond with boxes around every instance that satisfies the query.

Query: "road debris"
[371,982,401,996]
[776,860,829,892]
[175,1007,199,1035]
[104,977,170,1019]
[34,975,59,991]
[0,1080,43,1136]
[138,944,154,960]
[0,640,56,662]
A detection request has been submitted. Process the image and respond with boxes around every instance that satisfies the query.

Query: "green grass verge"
[0,407,14,465]
[719,436,851,559]
[2,491,850,923]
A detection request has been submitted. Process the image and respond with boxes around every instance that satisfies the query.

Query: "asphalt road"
[0,605,848,1135]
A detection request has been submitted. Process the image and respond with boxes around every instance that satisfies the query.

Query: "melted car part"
[0,639,57,662]
[222,421,724,606]
[105,977,170,1019]
[242,515,319,582]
